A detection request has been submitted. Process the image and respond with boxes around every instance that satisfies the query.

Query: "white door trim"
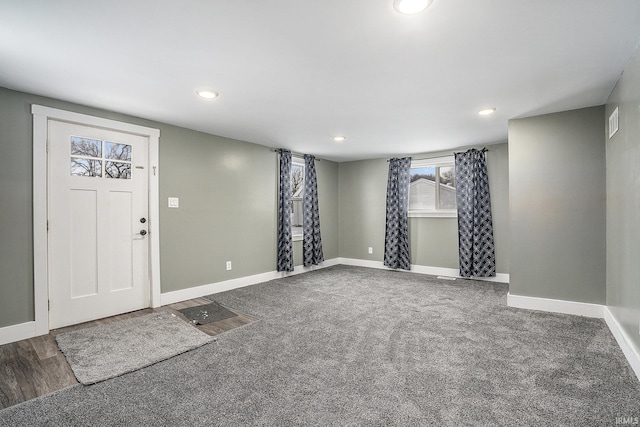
[32,105,161,335]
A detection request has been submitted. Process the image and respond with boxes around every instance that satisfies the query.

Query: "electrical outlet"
[368,247,373,254]
[226,261,232,271]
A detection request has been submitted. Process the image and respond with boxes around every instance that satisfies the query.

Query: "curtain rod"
[272,148,322,160]
[387,148,488,162]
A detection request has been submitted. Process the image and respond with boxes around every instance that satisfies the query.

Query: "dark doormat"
[178,301,237,325]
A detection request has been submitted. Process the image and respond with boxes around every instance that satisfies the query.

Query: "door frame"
[32,105,161,335]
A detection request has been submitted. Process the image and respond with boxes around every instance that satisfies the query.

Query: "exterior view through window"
[70,136,132,179]
[409,156,457,216]
[291,160,304,239]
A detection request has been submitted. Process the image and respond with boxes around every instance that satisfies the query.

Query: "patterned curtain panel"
[277,150,294,272]
[383,157,412,270]
[303,154,324,266]
[454,148,496,277]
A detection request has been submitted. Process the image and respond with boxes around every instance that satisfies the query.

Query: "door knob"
[140,218,146,223]
[139,230,147,236]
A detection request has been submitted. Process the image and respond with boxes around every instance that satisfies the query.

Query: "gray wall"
[0,89,34,327]
[158,128,339,290]
[338,143,510,274]
[606,43,640,352]
[0,87,339,328]
[508,106,606,304]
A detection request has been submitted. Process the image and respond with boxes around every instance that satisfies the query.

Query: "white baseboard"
[0,260,343,346]
[160,257,509,307]
[506,294,640,382]
[2,262,638,384]
[160,258,341,306]
[604,307,640,381]
[0,321,36,346]
[507,293,604,318]
[336,257,510,283]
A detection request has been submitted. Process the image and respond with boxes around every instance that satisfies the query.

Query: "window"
[408,156,457,217]
[290,159,304,240]
[70,136,132,179]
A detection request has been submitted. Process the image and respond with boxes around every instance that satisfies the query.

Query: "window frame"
[291,157,305,241]
[408,156,457,218]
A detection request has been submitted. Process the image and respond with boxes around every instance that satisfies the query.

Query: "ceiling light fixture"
[333,136,346,142]
[196,90,219,99]
[393,0,433,15]
[478,108,496,116]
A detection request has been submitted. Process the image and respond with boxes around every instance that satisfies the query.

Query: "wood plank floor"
[0,298,257,410]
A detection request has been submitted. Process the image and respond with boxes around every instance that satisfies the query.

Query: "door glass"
[71,158,102,177]
[105,161,132,179]
[69,137,132,179]
[105,141,132,161]
[70,136,102,157]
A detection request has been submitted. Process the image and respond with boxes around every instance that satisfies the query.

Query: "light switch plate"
[168,197,179,208]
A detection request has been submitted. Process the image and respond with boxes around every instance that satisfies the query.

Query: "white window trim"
[410,156,453,169]
[408,155,457,218]
[409,210,457,218]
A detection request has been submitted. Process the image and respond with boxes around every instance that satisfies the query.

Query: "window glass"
[70,136,102,157]
[438,166,456,209]
[291,162,304,239]
[409,157,457,215]
[71,158,102,177]
[105,161,132,179]
[105,141,132,161]
[409,167,436,210]
[69,137,132,179]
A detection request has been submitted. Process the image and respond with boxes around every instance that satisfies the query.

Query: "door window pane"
[105,141,132,161]
[70,136,102,158]
[71,158,102,177]
[105,161,132,179]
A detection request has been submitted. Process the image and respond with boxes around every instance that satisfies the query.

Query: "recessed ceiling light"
[478,108,496,116]
[393,0,433,15]
[333,136,346,142]
[196,90,219,99]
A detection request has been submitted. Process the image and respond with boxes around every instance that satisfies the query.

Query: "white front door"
[48,120,150,329]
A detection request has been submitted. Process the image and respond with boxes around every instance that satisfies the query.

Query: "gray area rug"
[178,300,237,325]
[2,265,639,425]
[55,311,214,384]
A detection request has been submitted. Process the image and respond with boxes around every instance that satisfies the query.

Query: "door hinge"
[48,300,50,311]
[46,140,49,153]
[47,220,49,231]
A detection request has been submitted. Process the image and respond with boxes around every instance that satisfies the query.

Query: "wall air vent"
[609,107,619,139]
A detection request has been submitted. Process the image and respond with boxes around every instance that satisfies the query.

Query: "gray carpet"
[1,265,639,425]
[55,311,214,384]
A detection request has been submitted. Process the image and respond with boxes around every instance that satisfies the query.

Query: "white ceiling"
[2,1,640,162]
